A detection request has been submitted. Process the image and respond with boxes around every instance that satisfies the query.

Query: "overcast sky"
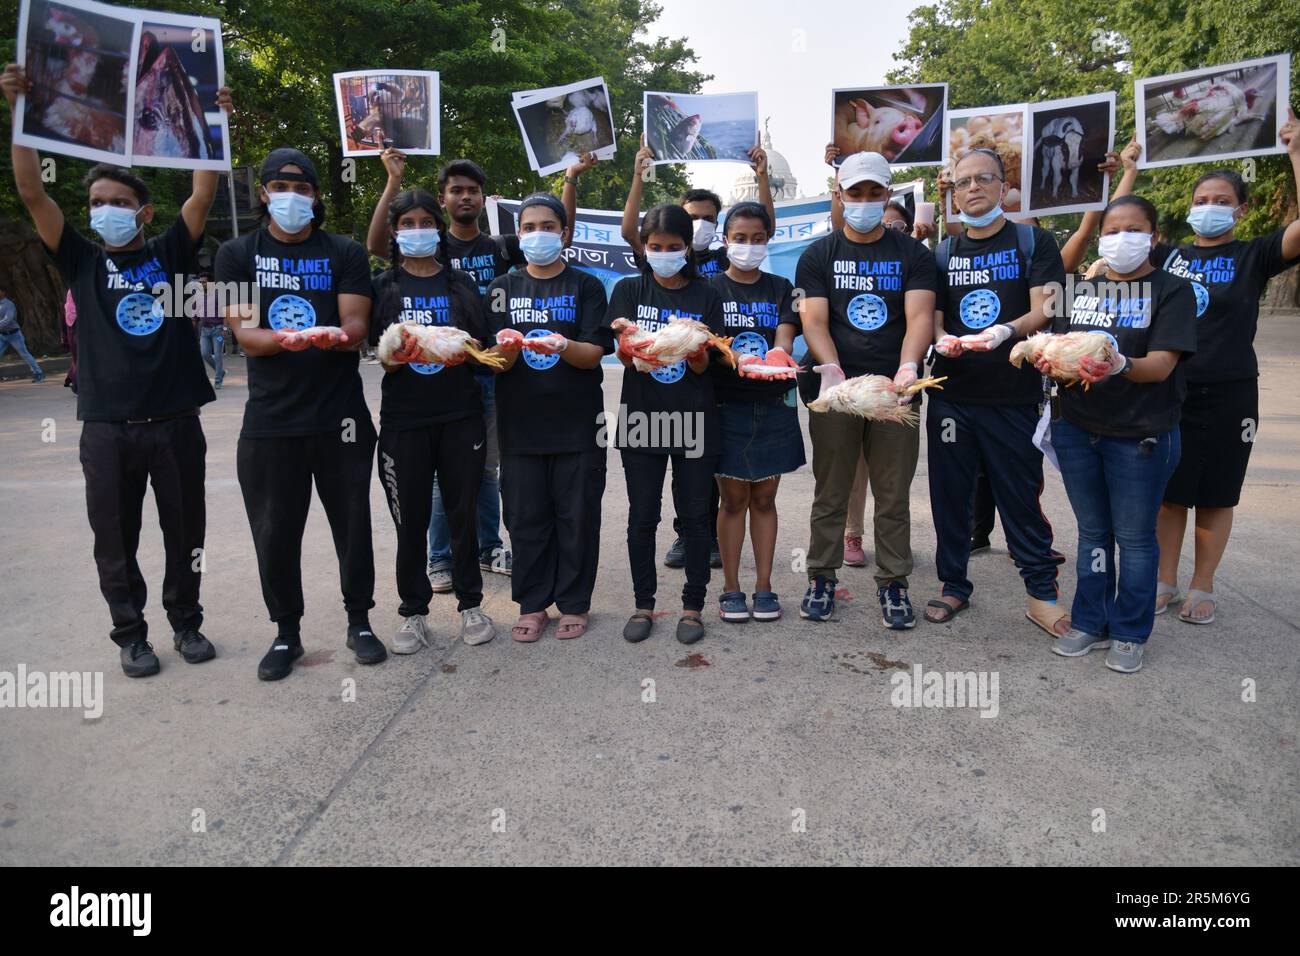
[643,0,932,201]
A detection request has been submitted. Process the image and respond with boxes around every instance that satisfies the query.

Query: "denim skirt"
[716,392,806,481]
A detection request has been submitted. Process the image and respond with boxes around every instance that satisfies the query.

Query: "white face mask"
[691,218,716,251]
[1098,231,1153,274]
[726,242,768,271]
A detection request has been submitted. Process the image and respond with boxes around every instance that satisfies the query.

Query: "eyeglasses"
[884,220,909,231]
[954,172,1002,191]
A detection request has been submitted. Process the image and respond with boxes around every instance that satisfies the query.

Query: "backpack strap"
[1015,222,1036,271]
[935,235,953,276]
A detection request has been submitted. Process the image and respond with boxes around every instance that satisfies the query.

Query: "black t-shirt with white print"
[603,274,725,458]
[934,221,1065,406]
[1153,228,1299,384]
[370,267,486,430]
[709,271,798,404]
[443,231,524,294]
[214,227,372,439]
[1054,268,1198,438]
[793,228,937,404]
[694,245,729,279]
[485,265,613,455]
[50,217,213,422]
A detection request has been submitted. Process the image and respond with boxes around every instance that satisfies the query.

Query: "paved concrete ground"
[1,315,1297,866]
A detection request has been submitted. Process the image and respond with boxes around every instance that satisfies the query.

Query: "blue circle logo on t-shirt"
[409,360,443,376]
[1085,329,1121,356]
[959,289,1001,329]
[731,331,769,359]
[267,294,317,331]
[115,293,165,336]
[1190,281,1210,318]
[522,328,561,371]
[651,360,686,384]
[846,293,888,331]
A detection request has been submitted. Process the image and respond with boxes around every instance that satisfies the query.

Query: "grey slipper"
[623,612,654,643]
[676,615,705,645]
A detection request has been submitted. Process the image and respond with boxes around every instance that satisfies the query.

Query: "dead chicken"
[377,321,505,369]
[1009,331,1116,387]
[807,373,947,426]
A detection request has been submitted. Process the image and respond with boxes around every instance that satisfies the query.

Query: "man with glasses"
[922,147,1069,637]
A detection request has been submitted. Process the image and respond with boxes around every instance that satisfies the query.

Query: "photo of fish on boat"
[14,0,138,165]
[643,90,759,165]
[132,12,230,170]
[1135,54,1291,169]
[512,77,615,176]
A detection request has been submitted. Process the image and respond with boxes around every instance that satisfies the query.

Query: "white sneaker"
[392,614,431,654]
[461,607,496,646]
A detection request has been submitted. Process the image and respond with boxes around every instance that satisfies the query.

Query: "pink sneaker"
[843,535,867,567]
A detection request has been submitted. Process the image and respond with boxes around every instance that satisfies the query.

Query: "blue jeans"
[199,325,225,384]
[0,328,43,377]
[428,376,502,570]
[1052,418,1180,644]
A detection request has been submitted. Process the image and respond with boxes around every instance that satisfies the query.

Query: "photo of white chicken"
[610,317,736,371]
[807,373,946,425]
[376,321,506,369]
[1009,331,1116,387]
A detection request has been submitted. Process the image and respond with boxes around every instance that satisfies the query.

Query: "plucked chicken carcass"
[611,317,735,371]
[807,374,946,426]
[377,321,505,369]
[1009,331,1115,387]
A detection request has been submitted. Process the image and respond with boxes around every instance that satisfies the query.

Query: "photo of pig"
[16,0,137,164]
[512,78,615,176]
[334,70,440,158]
[643,90,758,165]
[131,16,230,170]
[832,84,947,167]
[1025,92,1114,216]
[1136,54,1290,169]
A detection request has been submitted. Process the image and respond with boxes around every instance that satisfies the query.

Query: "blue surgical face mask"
[1186,204,1238,238]
[646,250,687,278]
[396,228,440,258]
[267,192,316,233]
[959,204,1004,228]
[519,231,564,265]
[842,201,885,233]
[89,205,142,247]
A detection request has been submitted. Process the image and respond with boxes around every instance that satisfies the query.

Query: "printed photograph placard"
[334,69,440,157]
[946,103,1030,218]
[643,90,759,165]
[831,84,948,167]
[512,77,616,175]
[1025,92,1116,217]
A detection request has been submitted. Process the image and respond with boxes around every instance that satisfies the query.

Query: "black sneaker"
[479,546,512,575]
[799,576,836,621]
[969,536,992,554]
[347,625,388,665]
[173,629,216,663]
[120,640,160,678]
[258,638,304,682]
[663,538,685,568]
[879,582,916,630]
[709,539,722,569]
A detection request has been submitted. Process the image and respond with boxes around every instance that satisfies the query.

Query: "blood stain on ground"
[674,653,710,669]
[441,664,457,674]
[298,650,335,667]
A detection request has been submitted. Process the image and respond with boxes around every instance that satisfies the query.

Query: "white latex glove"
[935,334,965,358]
[960,323,1013,352]
[894,362,918,405]
[813,362,845,399]
[525,333,568,354]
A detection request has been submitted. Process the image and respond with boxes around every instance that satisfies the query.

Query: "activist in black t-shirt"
[933,219,1065,405]
[1153,227,1299,383]
[215,226,373,438]
[694,245,729,279]
[710,271,799,403]
[1055,267,1198,437]
[794,227,938,403]
[604,273,726,458]
[370,266,486,429]
[445,231,524,294]
[486,265,612,454]
[53,215,213,421]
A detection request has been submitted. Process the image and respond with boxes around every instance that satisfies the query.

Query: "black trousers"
[972,466,997,540]
[237,421,377,626]
[80,415,206,647]
[378,417,485,614]
[500,450,606,614]
[673,479,719,542]
[622,450,718,611]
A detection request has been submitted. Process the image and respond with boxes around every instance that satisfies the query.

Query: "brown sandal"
[556,613,588,640]
[511,611,549,643]
[1025,597,1071,637]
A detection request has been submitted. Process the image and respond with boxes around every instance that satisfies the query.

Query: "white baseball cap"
[837,151,892,190]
